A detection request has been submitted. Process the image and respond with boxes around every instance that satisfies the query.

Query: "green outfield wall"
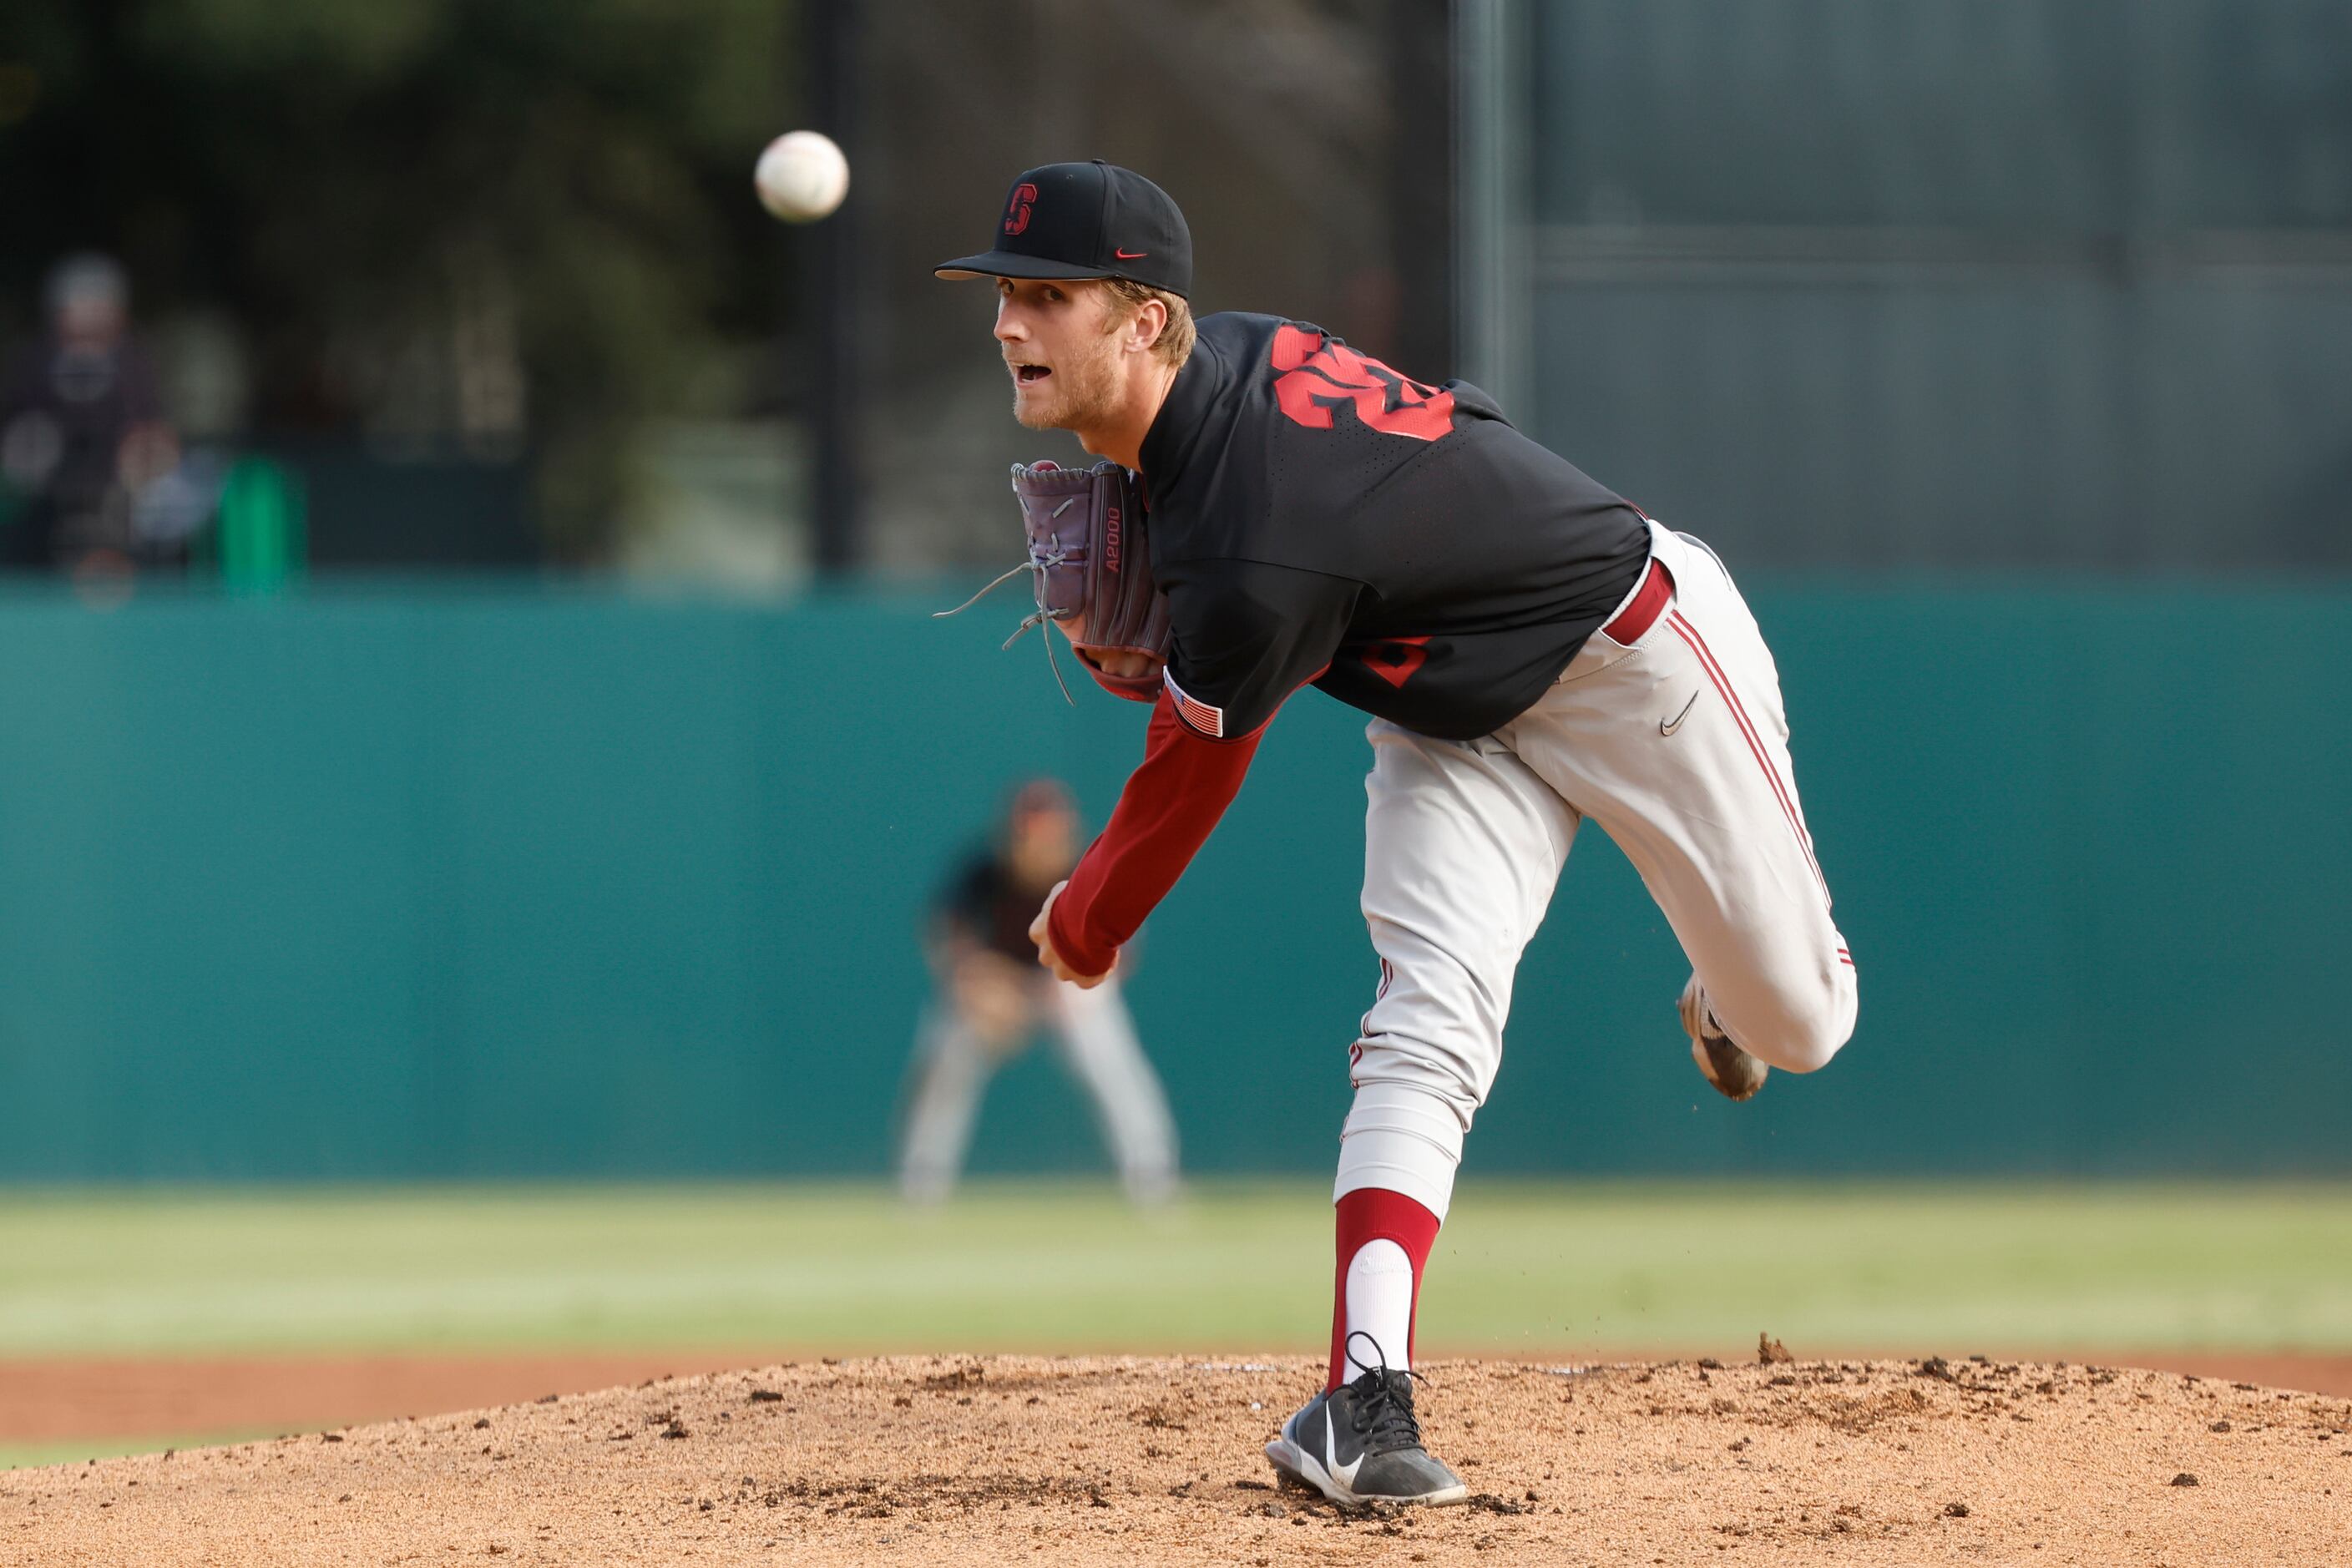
[0,575,2344,1181]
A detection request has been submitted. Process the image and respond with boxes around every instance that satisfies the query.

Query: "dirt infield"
[6,1349,2350,1452]
[8,1354,2349,1565]
[0,1353,743,1448]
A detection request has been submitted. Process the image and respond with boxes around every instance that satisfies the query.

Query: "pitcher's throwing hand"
[1028,880,1109,989]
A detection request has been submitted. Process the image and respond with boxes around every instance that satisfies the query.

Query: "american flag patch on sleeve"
[1164,672,1226,738]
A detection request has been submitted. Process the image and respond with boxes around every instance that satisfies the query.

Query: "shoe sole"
[1690,1034,1766,1102]
[1263,1435,1469,1508]
[1680,975,1766,1103]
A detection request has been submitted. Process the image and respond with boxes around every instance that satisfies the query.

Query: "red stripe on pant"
[1328,1187,1442,1391]
[1665,610,1830,907]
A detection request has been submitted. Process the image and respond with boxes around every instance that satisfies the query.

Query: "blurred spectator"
[0,255,182,573]
[898,778,1179,1205]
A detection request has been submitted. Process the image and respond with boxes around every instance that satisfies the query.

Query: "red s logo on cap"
[1004,183,1039,236]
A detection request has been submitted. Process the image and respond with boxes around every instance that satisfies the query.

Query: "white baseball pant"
[1336,519,1858,1220]
[899,974,1180,1203]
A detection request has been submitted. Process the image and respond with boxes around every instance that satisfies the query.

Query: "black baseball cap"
[935,161,1192,299]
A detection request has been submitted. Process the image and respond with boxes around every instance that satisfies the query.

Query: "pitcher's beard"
[1013,353,1119,432]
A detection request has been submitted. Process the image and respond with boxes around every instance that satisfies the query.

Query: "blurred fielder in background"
[897,777,1179,1206]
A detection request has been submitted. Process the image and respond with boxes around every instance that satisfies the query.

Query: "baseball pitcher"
[936,161,1858,1506]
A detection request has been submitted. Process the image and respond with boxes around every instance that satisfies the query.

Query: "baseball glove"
[933,459,1171,702]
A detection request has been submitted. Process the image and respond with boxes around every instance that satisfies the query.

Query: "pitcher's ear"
[1124,297,1168,355]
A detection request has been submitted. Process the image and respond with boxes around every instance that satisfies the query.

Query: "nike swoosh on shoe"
[1324,1408,1363,1489]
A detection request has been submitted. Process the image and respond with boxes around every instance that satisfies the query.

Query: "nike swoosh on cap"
[1115,248,1148,259]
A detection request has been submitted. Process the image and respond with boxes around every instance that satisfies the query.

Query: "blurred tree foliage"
[0,0,801,559]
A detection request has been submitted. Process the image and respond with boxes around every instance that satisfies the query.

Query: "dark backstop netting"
[835,0,1450,570]
[1520,0,2352,574]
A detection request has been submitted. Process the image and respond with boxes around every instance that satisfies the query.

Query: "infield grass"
[4,1179,2347,1362]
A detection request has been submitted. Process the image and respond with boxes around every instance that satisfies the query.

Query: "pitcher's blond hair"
[1100,276,1195,367]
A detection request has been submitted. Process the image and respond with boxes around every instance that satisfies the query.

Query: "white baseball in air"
[755,130,849,223]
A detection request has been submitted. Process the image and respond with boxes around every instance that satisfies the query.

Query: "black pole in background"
[807,0,861,574]
[1387,0,1455,382]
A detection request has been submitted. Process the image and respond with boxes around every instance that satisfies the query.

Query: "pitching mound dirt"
[8,1355,2348,1565]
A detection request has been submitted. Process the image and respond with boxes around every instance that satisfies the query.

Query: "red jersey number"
[1270,325,1456,443]
[1363,636,1431,689]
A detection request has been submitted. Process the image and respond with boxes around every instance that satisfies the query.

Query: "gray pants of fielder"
[898,974,1179,1204]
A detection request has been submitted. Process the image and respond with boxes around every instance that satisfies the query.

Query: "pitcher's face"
[994,278,1124,432]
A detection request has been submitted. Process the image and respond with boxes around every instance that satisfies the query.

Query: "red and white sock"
[1327,1186,1441,1390]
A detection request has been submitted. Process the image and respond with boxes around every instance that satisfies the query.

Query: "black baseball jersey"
[1137,312,1650,743]
[938,852,1061,965]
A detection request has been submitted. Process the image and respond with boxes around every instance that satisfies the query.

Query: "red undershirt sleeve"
[1045,689,1265,979]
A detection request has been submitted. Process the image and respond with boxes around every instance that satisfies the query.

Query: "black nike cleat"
[1263,1343,1466,1507]
[1681,973,1768,1101]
